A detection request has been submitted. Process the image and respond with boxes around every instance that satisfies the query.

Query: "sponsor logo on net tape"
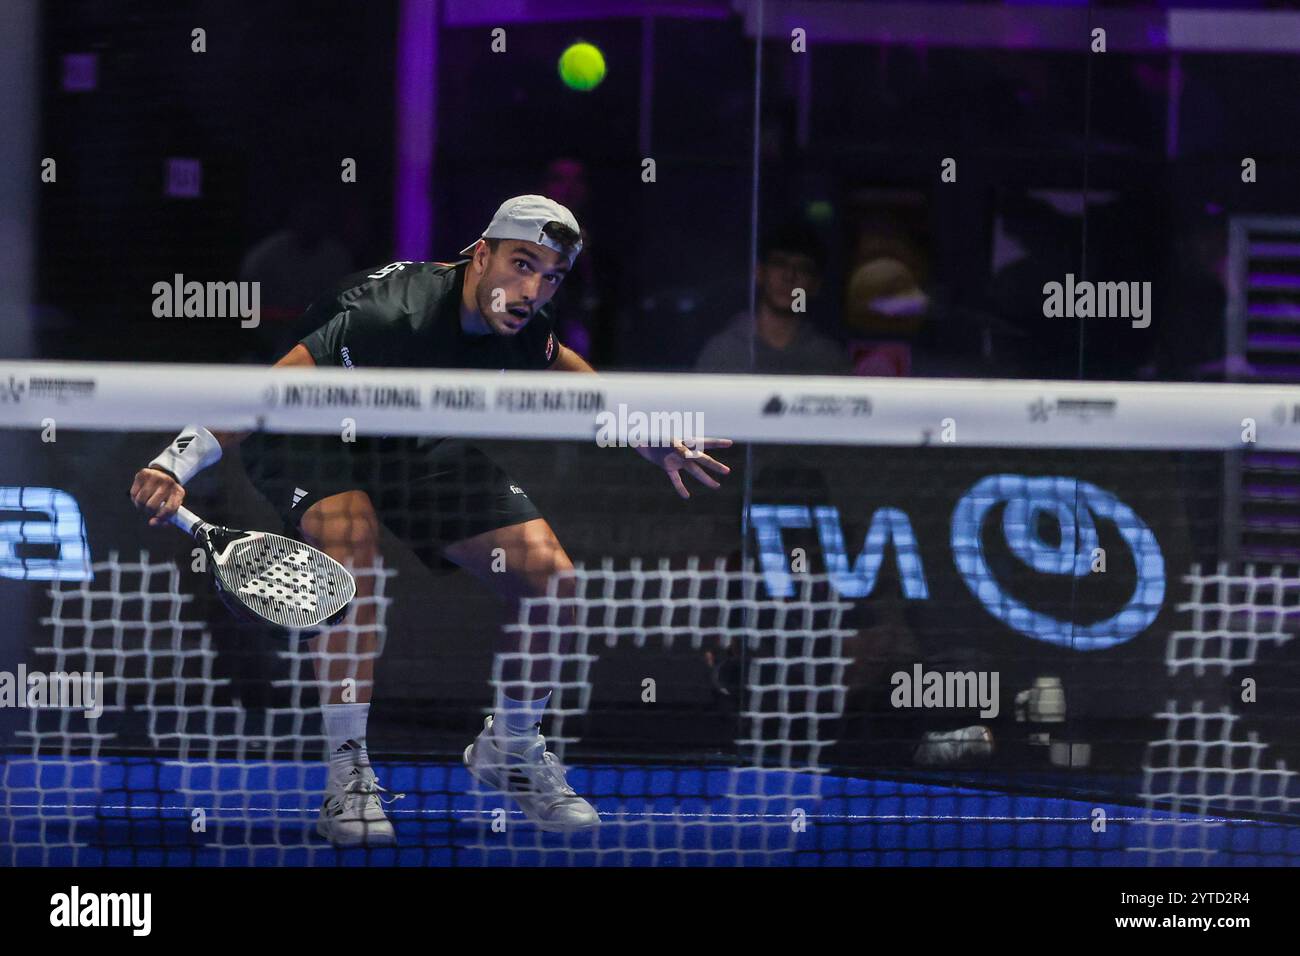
[1028,397,1117,424]
[762,393,872,418]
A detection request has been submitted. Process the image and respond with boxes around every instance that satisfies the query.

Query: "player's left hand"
[637,437,732,499]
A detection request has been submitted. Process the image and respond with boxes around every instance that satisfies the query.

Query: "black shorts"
[241,433,543,567]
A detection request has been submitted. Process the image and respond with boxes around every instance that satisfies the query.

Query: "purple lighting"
[395,0,437,260]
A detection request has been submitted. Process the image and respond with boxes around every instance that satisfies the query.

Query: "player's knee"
[552,553,576,596]
[513,549,576,629]
[523,547,575,600]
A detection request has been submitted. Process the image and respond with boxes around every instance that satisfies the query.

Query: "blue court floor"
[3,755,1297,866]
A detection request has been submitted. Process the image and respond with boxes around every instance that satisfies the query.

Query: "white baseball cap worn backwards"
[459,194,584,266]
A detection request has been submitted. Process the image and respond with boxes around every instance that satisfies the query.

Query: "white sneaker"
[316,764,403,847]
[463,715,600,833]
[913,726,995,767]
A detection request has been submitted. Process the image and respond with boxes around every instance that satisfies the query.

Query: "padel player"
[130,196,731,845]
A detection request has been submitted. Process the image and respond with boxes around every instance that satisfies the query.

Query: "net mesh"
[1137,564,1300,865]
[2,364,1299,867]
[462,563,852,866]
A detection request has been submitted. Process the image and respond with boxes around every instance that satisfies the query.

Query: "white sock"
[322,702,370,776]
[494,690,550,747]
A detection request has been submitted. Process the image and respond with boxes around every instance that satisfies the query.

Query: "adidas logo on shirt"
[291,487,309,507]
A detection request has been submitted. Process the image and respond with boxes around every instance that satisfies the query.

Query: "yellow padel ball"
[559,42,606,92]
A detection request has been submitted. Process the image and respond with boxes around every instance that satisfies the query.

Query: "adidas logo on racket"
[169,505,355,630]
[239,547,321,612]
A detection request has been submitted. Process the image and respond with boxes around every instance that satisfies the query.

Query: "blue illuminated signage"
[751,504,928,600]
[0,487,92,581]
[951,475,1164,651]
[750,473,1165,650]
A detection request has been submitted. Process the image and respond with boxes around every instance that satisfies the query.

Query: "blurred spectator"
[238,197,352,360]
[1147,215,1233,381]
[695,221,850,375]
[541,157,617,365]
[985,194,1082,379]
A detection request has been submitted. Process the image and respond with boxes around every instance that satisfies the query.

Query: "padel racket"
[170,505,355,629]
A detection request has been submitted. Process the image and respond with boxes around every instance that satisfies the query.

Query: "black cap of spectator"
[759,221,828,273]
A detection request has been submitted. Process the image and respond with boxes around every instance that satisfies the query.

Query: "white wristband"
[149,424,223,485]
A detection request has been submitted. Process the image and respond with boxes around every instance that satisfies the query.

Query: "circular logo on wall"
[950,474,1165,651]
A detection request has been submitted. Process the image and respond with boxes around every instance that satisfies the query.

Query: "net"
[2,361,1300,866]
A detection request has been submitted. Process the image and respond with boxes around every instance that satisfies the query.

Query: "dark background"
[6,0,1300,824]
[30,1,1300,379]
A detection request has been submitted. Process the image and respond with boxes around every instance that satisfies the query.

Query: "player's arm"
[209,343,316,449]
[547,341,596,374]
[129,344,317,527]
[547,340,731,499]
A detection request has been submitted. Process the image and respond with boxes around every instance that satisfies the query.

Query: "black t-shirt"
[298,260,560,372]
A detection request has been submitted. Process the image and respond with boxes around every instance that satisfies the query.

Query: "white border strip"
[2,360,1299,450]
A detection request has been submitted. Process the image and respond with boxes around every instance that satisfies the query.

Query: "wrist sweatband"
[149,425,223,485]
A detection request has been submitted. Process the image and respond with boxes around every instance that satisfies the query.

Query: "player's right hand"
[130,467,186,528]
